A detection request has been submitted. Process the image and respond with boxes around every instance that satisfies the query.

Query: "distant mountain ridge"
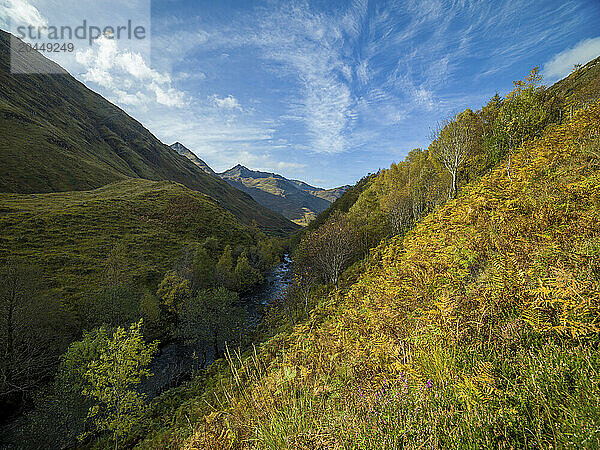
[218,164,349,225]
[167,142,349,225]
[170,142,215,175]
[0,30,297,235]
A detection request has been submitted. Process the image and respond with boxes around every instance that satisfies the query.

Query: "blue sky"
[3,0,600,188]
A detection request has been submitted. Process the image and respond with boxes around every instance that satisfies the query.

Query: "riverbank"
[0,255,293,448]
[141,255,293,399]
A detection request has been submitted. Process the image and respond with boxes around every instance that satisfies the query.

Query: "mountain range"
[219,164,349,225]
[168,142,349,225]
[0,30,297,235]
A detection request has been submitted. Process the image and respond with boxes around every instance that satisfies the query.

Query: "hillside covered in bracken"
[2,2,600,449]
[103,62,600,449]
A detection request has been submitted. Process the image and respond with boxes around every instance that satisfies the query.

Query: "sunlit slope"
[219,165,346,225]
[181,101,600,448]
[549,55,600,107]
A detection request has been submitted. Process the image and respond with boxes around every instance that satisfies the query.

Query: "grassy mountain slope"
[549,55,600,106]
[307,186,349,203]
[134,99,600,448]
[219,165,346,225]
[288,179,350,203]
[0,179,256,311]
[0,30,297,235]
[230,101,600,447]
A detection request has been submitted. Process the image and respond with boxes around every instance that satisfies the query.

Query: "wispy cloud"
[5,0,597,186]
[144,0,598,166]
[211,94,243,111]
[253,1,365,154]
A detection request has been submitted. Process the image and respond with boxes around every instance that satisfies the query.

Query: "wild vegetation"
[88,61,600,449]
[2,23,600,448]
[0,178,288,446]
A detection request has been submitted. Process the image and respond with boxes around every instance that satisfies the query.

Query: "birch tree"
[296,212,356,287]
[81,320,157,449]
[431,109,478,199]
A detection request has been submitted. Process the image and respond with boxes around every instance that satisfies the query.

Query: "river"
[141,254,293,398]
[0,256,292,448]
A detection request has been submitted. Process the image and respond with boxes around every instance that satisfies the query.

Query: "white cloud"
[544,37,600,81]
[356,59,369,85]
[75,36,187,107]
[414,87,434,109]
[154,85,187,108]
[150,29,209,72]
[211,94,242,111]
[0,0,47,30]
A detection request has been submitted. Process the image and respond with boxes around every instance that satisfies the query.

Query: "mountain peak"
[221,164,259,179]
[218,164,348,225]
[169,143,216,175]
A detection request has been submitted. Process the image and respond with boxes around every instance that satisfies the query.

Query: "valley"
[1,3,600,448]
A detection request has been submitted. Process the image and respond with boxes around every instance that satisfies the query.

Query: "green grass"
[549,55,600,107]
[0,178,254,311]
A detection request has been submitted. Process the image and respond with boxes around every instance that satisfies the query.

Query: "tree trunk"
[450,171,457,199]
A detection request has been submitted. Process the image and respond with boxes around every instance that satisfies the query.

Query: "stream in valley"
[0,257,293,447]
[141,254,293,398]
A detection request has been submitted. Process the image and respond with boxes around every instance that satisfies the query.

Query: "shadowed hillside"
[0,30,298,235]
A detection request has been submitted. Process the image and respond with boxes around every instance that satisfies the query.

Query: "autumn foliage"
[171,94,600,447]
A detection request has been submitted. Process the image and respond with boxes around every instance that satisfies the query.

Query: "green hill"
[548,55,600,107]
[0,30,297,235]
[0,175,291,435]
[219,164,347,225]
[0,179,255,311]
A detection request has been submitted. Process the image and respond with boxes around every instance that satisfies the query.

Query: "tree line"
[273,67,580,329]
